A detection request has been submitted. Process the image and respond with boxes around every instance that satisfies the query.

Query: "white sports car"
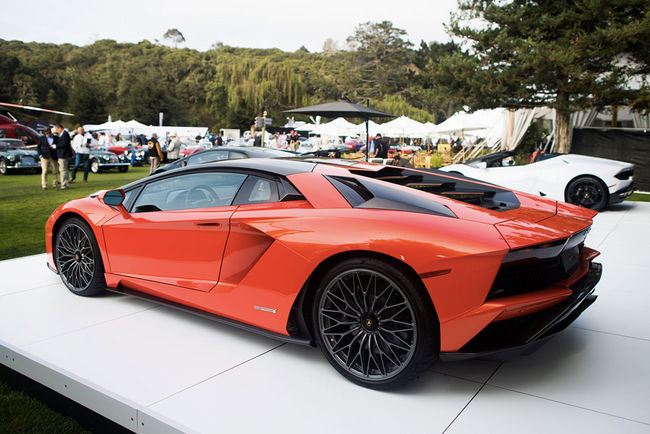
[440,151,635,210]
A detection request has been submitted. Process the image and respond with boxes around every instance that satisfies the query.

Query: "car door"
[102,171,248,291]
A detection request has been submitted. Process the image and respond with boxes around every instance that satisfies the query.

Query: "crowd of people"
[34,124,426,190]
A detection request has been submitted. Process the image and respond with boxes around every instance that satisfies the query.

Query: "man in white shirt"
[70,127,91,183]
[166,133,180,162]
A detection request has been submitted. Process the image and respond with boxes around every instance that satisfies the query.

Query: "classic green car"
[86,148,130,173]
[0,139,41,175]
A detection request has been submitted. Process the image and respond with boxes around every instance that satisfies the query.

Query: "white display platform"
[1,203,650,433]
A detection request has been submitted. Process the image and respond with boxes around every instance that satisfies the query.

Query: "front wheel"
[118,166,129,172]
[54,217,106,296]
[312,258,438,389]
[0,158,7,175]
[565,176,608,210]
[90,160,100,173]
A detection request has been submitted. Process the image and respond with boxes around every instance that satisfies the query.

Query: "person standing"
[147,133,163,174]
[166,133,180,162]
[70,127,91,183]
[37,128,59,190]
[289,130,299,151]
[53,124,72,189]
[374,133,388,159]
[215,132,223,147]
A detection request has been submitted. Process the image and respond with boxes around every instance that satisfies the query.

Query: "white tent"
[295,123,319,132]
[124,119,148,128]
[84,119,208,140]
[377,116,427,138]
[431,110,505,135]
[354,120,382,137]
[311,117,359,137]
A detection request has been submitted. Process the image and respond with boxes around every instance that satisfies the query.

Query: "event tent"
[83,119,208,140]
[311,117,360,137]
[377,116,427,138]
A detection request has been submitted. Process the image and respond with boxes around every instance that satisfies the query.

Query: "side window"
[188,150,228,165]
[228,151,247,160]
[132,172,247,212]
[233,176,279,205]
[0,129,6,138]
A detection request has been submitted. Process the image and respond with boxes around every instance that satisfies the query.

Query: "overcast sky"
[0,0,459,52]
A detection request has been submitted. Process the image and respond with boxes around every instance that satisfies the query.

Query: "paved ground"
[1,202,649,433]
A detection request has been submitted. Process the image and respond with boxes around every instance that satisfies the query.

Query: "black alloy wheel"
[54,218,106,296]
[566,176,608,211]
[312,258,437,389]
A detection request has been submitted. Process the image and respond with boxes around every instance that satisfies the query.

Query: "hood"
[7,149,38,158]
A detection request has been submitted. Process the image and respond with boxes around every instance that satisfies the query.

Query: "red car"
[45,159,601,389]
[0,114,40,147]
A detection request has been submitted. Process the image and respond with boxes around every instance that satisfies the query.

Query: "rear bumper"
[439,261,601,362]
[608,183,635,205]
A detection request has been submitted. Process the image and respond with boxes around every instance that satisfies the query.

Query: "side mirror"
[103,189,125,207]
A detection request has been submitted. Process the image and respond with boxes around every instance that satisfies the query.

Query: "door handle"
[196,222,221,226]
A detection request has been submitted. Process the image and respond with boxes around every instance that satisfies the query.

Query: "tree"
[163,29,185,48]
[447,0,650,152]
[68,72,106,124]
[345,21,413,97]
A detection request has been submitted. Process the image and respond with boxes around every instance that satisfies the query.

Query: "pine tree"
[448,0,650,152]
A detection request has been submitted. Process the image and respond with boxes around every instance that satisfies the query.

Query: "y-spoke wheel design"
[566,176,608,210]
[313,258,437,389]
[54,218,105,296]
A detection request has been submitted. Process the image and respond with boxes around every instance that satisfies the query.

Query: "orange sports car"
[46,159,601,389]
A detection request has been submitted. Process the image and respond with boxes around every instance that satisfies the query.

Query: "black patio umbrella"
[284,99,395,161]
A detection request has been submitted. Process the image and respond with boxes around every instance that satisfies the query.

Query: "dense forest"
[1,1,649,146]
[0,21,456,131]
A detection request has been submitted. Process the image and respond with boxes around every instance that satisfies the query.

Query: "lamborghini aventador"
[46,158,601,389]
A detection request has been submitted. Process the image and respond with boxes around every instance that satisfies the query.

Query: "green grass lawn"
[0,166,149,260]
[0,167,149,431]
[0,367,89,433]
[628,192,650,202]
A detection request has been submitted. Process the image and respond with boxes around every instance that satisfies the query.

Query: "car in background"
[0,138,41,174]
[152,146,296,175]
[0,114,40,148]
[440,151,635,210]
[106,142,147,166]
[88,148,130,173]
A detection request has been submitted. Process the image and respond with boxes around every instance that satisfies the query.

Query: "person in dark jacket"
[37,128,59,189]
[374,133,388,159]
[147,133,163,174]
[393,153,414,168]
[53,124,72,189]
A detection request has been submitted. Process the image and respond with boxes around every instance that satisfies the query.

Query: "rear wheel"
[565,176,608,210]
[118,166,129,172]
[312,258,437,389]
[54,217,105,296]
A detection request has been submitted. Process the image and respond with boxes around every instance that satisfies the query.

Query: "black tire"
[54,217,106,296]
[565,176,608,211]
[312,257,438,389]
[90,159,100,173]
[118,166,129,173]
[0,158,7,175]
